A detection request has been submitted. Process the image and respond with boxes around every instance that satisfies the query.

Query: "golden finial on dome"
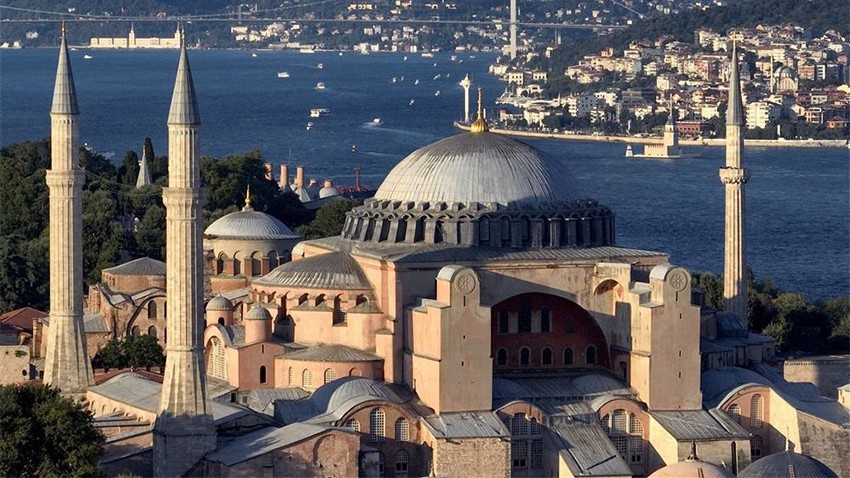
[243,185,253,210]
[470,87,489,133]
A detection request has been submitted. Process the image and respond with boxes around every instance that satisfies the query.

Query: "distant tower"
[663,103,681,155]
[43,23,94,395]
[459,74,472,123]
[719,41,750,320]
[509,0,518,59]
[153,30,216,476]
[136,139,153,188]
[128,23,136,48]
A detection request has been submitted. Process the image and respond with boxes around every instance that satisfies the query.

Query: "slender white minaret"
[460,74,472,123]
[719,41,750,320]
[509,0,518,59]
[43,23,94,395]
[153,30,216,476]
[136,139,152,188]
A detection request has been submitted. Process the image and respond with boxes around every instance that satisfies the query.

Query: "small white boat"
[414,79,420,85]
[400,76,405,82]
[372,118,382,125]
[277,71,290,78]
[403,56,408,61]
[433,74,441,80]
[299,48,315,54]
[435,90,440,96]
[409,99,415,106]
[315,82,326,90]
[391,77,397,84]
[451,55,457,61]
[317,63,324,69]
[83,54,93,59]
[421,52,434,58]
[432,63,437,67]
[306,122,313,130]
[310,108,330,117]
[251,52,258,57]
[338,52,343,56]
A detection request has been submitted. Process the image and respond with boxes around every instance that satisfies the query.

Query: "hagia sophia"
[2,26,848,478]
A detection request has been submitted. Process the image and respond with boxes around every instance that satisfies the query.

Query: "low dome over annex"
[342,107,615,248]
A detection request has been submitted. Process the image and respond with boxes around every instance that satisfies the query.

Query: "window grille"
[324,368,336,384]
[395,418,410,441]
[564,347,574,365]
[751,394,763,428]
[370,408,385,442]
[542,347,553,365]
[395,450,409,476]
[728,404,741,424]
[511,439,528,468]
[530,439,544,469]
[345,418,360,432]
[302,369,313,387]
[751,434,763,458]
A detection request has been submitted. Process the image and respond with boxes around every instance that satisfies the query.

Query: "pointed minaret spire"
[44,23,93,395]
[154,36,215,476]
[470,87,489,133]
[719,37,750,321]
[136,139,153,188]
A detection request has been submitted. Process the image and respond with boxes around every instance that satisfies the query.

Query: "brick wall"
[431,436,509,478]
[783,356,850,399]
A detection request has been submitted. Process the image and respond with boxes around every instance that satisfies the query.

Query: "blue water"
[1,48,848,301]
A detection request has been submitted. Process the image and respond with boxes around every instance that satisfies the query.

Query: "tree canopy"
[0,384,105,477]
[92,335,166,371]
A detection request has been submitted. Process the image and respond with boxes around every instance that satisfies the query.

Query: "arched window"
[564,347,574,365]
[209,337,226,380]
[302,369,313,387]
[147,326,157,338]
[496,348,508,366]
[511,413,528,436]
[259,366,267,384]
[498,310,509,334]
[288,367,294,386]
[218,317,225,326]
[601,410,644,465]
[148,301,157,319]
[519,347,531,366]
[314,294,326,306]
[251,253,262,276]
[728,404,741,424]
[518,299,532,333]
[395,450,409,476]
[324,368,336,384]
[540,308,550,332]
[298,293,308,305]
[586,344,597,365]
[332,295,346,325]
[751,434,763,459]
[345,418,360,432]
[370,408,385,442]
[131,326,140,337]
[751,394,763,428]
[233,257,241,276]
[542,347,553,365]
[395,418,410,441]
[349,367,362,377]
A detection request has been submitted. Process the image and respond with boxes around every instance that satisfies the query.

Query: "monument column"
[43,24,94,394]
[719,41,750,320]
[153,31,216,476]
[460,74,472,123]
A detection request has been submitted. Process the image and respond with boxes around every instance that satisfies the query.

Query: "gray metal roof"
[283,344,381,363]
[245,306,272,321]
[246,387,310,415]
[422,411,509,439]
[549,423,632,477]
[205,422,330,466]
[275,377,403,425]
[738,451,838,478]
[253,251,371,290]
[374,131,586,207]
[102,257,166,276]
[309,236,666,266]
[83,312,109,333]
[167,44,200,125]
[51,31,79,115]
[493,374,632,406]
[650,409,750,440]
[204,208,300,240]
[206,295,233,311]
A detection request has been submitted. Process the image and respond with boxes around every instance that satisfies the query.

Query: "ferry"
[277,71,290,78]
[310,108,330,118]
[372,118,382,125]
[317,63,324,69]
[421,52,434,58]
[315,82,326,90]
[83,54,93,59]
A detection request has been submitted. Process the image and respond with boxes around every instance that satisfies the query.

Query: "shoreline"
[453,122,849,148]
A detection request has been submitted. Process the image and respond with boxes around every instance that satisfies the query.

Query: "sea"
[1,48,848,301]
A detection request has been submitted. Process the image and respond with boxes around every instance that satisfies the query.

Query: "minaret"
[459,74,472,123]
[509,0,518,59]
[153,30,216,476]
[136,139,153,188]
[663,103,681,156]
[43,23,94,395]
[719,41,750,320]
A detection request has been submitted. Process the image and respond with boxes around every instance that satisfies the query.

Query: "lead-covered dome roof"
[374,132,584,207]
[738,451,836,478]
[205,207,300,241]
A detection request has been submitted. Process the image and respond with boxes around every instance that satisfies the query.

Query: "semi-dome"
[342,130,615,249]
[738,450,837,478]
[253,251,371,290]
[205,205,300,241]
[206,295,233,311]
[374,131,584,206]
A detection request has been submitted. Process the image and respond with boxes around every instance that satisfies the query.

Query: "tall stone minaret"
[153,30,216,476]
[719,41,750,320]
[43,24,94,395]
[136,139,153,188]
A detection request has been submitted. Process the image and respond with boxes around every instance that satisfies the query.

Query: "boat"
[306,122,313,130]
[433,74,441,80]
[299,48,315,54]
[277,71,290,78]
[432,63,437,67]
[83,54,93,59]
[409,99,415,106]
[450,55,457,61]
[251,52,258,57]
[317,63,324,69]
[315,82,326,90]
[421,52,434,58]
[372,118,382,125]
[403,56,408,61]
[391,77,397,84]
[435,90,440,96]
[414,79,420,85]
[310,108,330,117]
[625,145,634,157]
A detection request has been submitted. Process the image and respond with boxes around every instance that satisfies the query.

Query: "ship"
[316,82,326,90]
[277,71,290,78]
[310,108,330,118]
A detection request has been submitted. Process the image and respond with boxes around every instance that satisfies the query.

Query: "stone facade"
[782,355,850,399]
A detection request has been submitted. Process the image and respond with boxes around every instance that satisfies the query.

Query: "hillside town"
[492,24,850,139]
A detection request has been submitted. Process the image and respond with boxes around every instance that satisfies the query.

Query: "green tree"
[0,384,104,477]
[134,205,167,261]
[124,335,165,370]
[92,338,126,371]
[82,189,126,284]
[297,199,361,240]
[763,316,791,352]
[693,271,724,310]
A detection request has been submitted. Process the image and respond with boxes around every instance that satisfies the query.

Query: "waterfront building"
[90,25,181,49]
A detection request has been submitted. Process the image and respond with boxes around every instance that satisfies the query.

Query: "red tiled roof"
[0,307,48,332]
[93,368,164,385]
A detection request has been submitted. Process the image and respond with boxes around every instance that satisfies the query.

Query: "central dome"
[374,132,584,207]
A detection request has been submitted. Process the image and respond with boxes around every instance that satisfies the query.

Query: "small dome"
[319,186,340,198]
[245,306,272,321]
[253,251,371,290]
[206,295,233,311]
[205,208,300,241]
[373,131,585,207]
[648,460,733,478]
[738,451,837,478]
[774,65,797,79]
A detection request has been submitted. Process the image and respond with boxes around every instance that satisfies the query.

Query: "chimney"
[279,164,289,188]
[264,162,274,181]
[295,166,304,188]
[308,179,318,188]
[323,180,333,188]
